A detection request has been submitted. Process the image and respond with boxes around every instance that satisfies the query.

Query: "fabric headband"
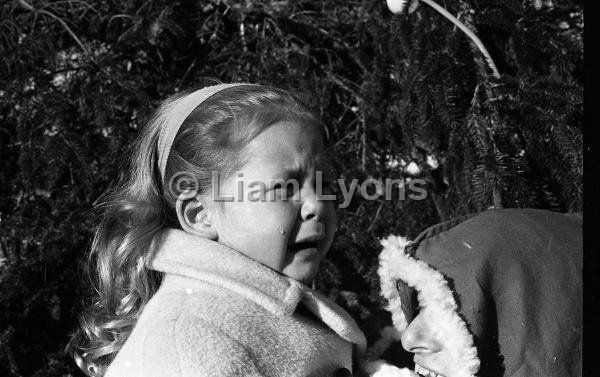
[156,83,254,184]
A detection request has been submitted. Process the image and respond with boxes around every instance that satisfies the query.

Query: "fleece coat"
[104,229,367,377]
[394,209,582,377]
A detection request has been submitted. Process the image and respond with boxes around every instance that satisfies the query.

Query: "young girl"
[68,83,367,377]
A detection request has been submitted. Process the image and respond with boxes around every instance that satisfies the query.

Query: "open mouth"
[289,235,322,252]
[289,240,319,252]
[415,363,445,377]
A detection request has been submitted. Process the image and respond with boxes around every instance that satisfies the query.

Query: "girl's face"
[211,121,337,285]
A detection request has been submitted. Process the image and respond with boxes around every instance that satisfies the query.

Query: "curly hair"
[66,84,322,376]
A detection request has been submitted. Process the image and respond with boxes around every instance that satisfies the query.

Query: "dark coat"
[402,209,582,377]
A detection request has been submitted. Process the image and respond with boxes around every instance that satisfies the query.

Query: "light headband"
[156,83,255,183]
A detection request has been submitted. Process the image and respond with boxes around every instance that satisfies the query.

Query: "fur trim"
[374,235,480,377]
[366,360,418,377]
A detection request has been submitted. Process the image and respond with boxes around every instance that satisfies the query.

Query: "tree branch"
[420,0,500,78]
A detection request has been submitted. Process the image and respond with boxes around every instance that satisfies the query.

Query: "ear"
[175,195,218,240]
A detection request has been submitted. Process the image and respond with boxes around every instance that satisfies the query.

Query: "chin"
[284,264,319,285]
[291,271,317,285]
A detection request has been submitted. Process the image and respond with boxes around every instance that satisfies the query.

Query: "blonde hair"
[67,84,322,376]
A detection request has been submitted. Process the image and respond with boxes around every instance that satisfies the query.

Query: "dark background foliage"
[0,0,582,375]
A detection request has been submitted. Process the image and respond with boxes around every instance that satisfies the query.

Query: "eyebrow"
[279,155,335,180]
[279,167,305,180]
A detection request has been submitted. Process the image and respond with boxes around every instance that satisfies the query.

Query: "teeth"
[414,363,444,377]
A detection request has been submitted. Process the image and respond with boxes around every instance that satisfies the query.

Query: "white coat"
[105,229,366,377]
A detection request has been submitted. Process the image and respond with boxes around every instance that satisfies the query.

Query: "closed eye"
[270,180,300,200]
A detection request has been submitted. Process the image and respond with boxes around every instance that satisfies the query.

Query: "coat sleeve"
[141,313,265,377]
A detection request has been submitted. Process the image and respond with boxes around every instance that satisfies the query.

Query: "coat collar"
[148,229,367,351]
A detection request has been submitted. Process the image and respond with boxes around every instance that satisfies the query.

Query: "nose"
[300,187,326,221]
[400,312,443,354]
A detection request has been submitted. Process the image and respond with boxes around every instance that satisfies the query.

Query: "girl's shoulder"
[137,273,266,331]
[105,283,265,377]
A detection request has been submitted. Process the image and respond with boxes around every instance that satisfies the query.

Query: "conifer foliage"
[0,0,582,375]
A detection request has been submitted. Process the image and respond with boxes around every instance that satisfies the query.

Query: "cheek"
[220,201,297,242]
[258,202,298,236]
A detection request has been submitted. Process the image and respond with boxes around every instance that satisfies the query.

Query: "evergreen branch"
[420,0,500,78]
[387,0,501,78]
[367,201,385,232]
[18,0,90,57]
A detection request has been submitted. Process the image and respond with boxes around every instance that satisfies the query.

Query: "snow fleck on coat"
[104,229,366,377]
